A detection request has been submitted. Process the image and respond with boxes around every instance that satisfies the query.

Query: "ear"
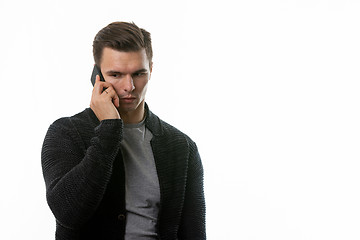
[149,62,153,80]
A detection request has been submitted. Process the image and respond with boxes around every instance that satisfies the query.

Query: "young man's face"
[99,47,152,115]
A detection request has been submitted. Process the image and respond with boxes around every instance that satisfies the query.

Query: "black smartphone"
[91,65,105,86]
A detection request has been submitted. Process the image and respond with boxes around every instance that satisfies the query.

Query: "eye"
[111,73,121,78]
[133,73,143,77]
[133,72,147,78]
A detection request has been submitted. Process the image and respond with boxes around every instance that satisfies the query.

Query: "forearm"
[42,119,123,229]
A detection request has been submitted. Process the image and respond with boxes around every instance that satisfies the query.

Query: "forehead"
[100,47,149,71]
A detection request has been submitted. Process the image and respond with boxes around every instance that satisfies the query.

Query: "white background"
[1,0,360,239]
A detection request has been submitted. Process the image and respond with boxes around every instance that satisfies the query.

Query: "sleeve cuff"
[93,119,123,153]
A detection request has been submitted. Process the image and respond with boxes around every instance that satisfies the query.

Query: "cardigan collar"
[144,103,163,137]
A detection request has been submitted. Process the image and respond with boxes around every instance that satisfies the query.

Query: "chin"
[119,102,141,113]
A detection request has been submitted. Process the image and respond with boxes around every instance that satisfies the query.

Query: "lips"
[120,96,136,103]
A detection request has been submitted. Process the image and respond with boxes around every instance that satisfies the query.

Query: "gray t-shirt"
[120,119,161,240]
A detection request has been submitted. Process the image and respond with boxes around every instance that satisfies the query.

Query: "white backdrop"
[1,0,360,239]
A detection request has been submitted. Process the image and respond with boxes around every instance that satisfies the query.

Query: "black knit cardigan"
[41,104,206,240]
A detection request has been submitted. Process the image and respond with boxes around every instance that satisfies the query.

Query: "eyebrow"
[105,69,148,75]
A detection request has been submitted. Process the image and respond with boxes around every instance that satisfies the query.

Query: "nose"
[122,74,135,93]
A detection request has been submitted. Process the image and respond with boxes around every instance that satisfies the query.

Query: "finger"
[93,75,104,94]
[101,85,114,95]
[95,74,100,83]
[113,94,120,108]
[103,86,117,100]
[95,80,114,95]
[102,87,119,107]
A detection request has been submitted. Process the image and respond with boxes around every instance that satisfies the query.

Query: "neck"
[119,101,145,124]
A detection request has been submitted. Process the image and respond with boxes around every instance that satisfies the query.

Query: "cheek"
[135,79,149,93]
[110,82,125,95]
[109,79,126,90]
[106,79,117,86]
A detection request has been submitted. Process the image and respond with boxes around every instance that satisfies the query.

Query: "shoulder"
[146,108,197,151]
[46,108,97,142]
[44,109,97,151]
[147,110,203,176]
[50,108,97,130]
[161,118,193,142]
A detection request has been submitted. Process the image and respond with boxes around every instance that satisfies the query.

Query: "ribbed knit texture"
[41,104,206,240]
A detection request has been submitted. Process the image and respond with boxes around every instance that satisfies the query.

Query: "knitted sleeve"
[178,141,206,239]
[41,118,123,230]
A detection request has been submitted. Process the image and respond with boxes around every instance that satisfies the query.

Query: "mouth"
[120,96,136,103]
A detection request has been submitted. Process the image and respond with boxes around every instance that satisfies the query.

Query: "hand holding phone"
[90,66,120,121]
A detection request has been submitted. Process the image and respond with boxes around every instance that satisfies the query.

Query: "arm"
[41,75,122,229]
[178,142,206,239]
[41,118,123,229]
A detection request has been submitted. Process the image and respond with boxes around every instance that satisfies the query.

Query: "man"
[41,22,206,240]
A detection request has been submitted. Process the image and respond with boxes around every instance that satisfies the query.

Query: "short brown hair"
[93,21,153,66]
